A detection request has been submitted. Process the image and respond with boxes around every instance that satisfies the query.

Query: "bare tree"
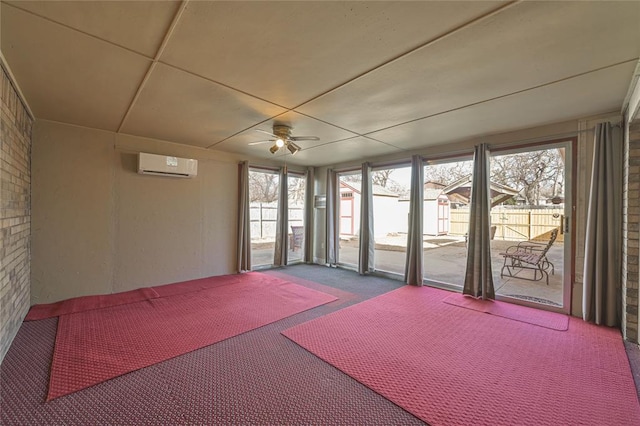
[338,169,409,196]
[490,148,564,205]
[344,169,402,187]
[248,170,308,205]
[249,170,279,203]
[372,170,392,187]
[423,161,473,186]
[288,175,306,206]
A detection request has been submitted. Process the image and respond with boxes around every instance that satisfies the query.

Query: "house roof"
[424,189,446,201]
[442,175,520,207]
[340,181,399,198]
[1,2,638,166]
[373,184,399,197]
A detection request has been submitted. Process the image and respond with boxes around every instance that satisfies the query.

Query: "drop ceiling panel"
[160,1,503,108]
[1,1,639,165]
[121,64,287,148]
[4,0,180,56]
[213,111,359,161]
[297,1,640,134]
[369,61,636,150]
[1,5,151,131]
[294,137,401,167]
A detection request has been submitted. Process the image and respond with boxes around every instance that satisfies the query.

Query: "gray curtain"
[325,168,339,265]
[236,161,251,272]
[358,162,375,274]
[583,122,622,326]
[404,155,424,285]
[274,166,288,266]
[463,144,495,299]
[304,167,315,263]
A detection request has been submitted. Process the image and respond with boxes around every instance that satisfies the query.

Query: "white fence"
[250,202,304,240]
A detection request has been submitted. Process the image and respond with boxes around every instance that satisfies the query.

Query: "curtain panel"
[236,161,251,273]
[358,162,375,274]
[404,155,424,285]
[463,144,495,299]
[274,166,288,267]
[304,167,315,263]
[583,122,622,326]
[325,169,339,265]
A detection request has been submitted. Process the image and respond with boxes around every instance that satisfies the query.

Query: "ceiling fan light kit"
[250,124,319,155]
[287,142,301,155]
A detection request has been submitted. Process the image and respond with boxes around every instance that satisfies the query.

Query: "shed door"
[438,200,449,235]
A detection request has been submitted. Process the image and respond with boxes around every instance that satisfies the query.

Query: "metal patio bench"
[499,228,558,285]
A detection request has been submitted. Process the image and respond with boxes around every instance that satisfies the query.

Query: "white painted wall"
[31,120,242,303]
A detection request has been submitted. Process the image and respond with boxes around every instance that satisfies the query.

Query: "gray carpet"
[3,264,639,425]
[1,265,425,425]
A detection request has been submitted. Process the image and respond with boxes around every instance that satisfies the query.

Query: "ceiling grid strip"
[116,0,190,133]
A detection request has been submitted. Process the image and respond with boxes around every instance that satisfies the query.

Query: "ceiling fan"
[249,124,319,155]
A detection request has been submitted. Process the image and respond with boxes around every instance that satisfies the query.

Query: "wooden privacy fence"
[450,208,564,242]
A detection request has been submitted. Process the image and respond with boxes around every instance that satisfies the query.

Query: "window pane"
[288,174,305,263]
[422,159,474,287]
[372,166,411,275]
[337,171,361,267]
[249,169,279,267]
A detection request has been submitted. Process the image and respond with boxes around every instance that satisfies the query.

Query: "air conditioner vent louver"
[138,153,197,178]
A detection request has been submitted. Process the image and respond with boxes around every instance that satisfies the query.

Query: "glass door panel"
[490,143,571,311]
[249,168,279,268]
[371,165,411,276]
[422,159,474,287]
[337,171,361,268]
[288,173,305,263]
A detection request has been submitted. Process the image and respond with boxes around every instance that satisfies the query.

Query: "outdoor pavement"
[252,234,564,307]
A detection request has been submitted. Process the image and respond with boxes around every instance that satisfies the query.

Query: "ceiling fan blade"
[248,139,274,146]
[255,129,279,138]
[290,136,320,141]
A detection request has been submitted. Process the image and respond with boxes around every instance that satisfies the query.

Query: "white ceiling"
[2,1,639,166]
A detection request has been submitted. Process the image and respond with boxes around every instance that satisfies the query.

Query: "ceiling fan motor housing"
[273,124,292,140]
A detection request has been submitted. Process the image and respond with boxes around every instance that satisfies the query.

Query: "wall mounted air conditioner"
[138,152,198,178]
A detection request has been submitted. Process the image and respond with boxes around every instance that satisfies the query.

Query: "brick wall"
[623,120,640,343]
[0,64,33,364]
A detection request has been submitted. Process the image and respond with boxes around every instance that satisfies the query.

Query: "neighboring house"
[441,175,520,208]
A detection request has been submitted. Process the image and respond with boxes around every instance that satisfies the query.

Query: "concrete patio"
[252,233,564,308]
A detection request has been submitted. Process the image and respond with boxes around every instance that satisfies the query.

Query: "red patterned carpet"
[25,273,260,321]
[46,273,336,400]
[283,285,640,425]
[442,292,569,330]
[2,266,425,425]
[4,265,640,425]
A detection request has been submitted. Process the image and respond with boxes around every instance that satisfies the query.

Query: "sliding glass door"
[490,141,572,312]
[422,157,474,288]
[248,168,279,268]
[370,164,412,276]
